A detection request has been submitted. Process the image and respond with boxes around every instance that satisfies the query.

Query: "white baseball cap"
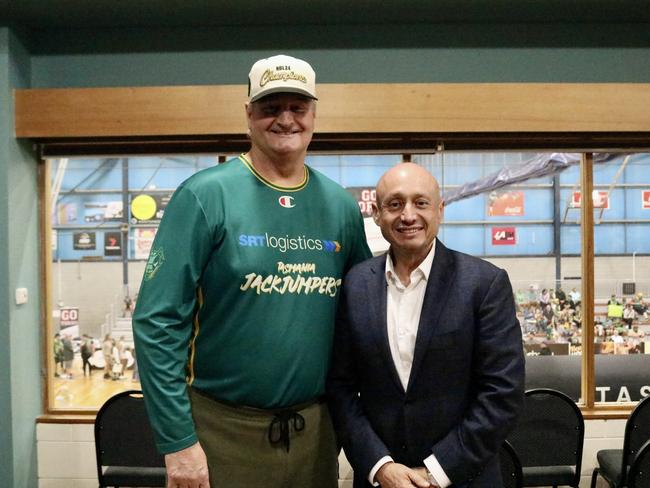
[248,54,317,103]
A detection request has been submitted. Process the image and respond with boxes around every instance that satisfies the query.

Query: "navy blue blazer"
[327,240,525,487]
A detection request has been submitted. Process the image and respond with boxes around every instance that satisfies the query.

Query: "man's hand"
[375,462,433,488]
[412,467,439,487]
[165,442,210,488]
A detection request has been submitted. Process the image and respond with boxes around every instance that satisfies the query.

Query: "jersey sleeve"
[132,185,215,454]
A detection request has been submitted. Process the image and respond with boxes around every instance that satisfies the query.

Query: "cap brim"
[250,86,317,103]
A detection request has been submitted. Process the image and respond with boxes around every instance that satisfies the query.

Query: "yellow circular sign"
[131,194,157,221]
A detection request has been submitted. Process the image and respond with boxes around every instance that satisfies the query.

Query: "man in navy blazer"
[327,163,524,487]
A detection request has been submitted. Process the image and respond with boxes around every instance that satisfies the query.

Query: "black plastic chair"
[95,389,166,487]
[628,439,650,488]
[507,388,584,487]
[591,395,650,488]
[500,440,524,488]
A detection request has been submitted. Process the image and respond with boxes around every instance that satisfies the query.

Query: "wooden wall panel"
[14,83,650,138]
[15,85,246,137]
[318,84,650,133]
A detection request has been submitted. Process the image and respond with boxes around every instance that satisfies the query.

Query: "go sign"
[60,307,79,326]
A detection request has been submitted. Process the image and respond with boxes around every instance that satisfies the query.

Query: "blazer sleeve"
[327,281,392,479]
[431,268,525,484]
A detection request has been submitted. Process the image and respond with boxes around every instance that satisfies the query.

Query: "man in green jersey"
[133,54,371,488]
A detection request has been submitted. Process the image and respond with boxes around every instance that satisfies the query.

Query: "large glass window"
[50,156,221,409]
[45,151,649,411]
[592,154,650,404]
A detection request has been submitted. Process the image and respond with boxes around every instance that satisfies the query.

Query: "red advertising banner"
[487,190,525,216]
[492,227,517,245]
[570,191,610,209]
[642,190,650,209]
[346,187,376,217]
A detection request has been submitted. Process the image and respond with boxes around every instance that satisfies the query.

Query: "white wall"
[491,255,650,299]
[51,261,145,338]
[36,419,624,487]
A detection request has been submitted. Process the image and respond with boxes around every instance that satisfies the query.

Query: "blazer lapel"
[367,254,405,393]
[407,240,456,392]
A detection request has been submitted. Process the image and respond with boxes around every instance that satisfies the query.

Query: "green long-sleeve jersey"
[133,155,371,454]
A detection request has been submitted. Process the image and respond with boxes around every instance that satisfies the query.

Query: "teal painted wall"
[28,24,650,88]
[0,28,15,488]
[0,27,40,488]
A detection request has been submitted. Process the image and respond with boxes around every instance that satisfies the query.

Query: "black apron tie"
[267,410,305,452]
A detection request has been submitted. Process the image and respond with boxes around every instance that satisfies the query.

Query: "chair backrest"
[628,439,650,488]
[507,388,584,485]
[500,440,523,488]
[94,390,165,481]
[621,395,650,479]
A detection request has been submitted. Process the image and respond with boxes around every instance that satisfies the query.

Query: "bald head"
[376,163,441,208]
[373,163,444,267]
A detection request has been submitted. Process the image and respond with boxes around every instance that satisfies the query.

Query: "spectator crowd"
[516,287,648,355]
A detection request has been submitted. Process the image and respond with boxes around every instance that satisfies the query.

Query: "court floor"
[52,355,140,410]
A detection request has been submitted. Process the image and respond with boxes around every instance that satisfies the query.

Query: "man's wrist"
[423,454,451,487]
[369,456,394,486]
[426,469,438,485]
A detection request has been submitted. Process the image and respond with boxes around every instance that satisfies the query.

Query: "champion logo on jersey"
[278,195,295,208]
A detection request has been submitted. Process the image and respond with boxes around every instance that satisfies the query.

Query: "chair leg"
[591,468,600,488]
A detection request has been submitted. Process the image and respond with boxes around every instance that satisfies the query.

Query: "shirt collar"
[385,239,436,285]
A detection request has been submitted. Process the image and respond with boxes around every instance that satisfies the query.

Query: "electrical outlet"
[15,288,28,305]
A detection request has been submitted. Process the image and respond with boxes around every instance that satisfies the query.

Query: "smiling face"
[373,163,444,264]
[246,93,316,160]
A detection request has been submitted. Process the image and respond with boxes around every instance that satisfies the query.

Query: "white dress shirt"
[368,241,452,488]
